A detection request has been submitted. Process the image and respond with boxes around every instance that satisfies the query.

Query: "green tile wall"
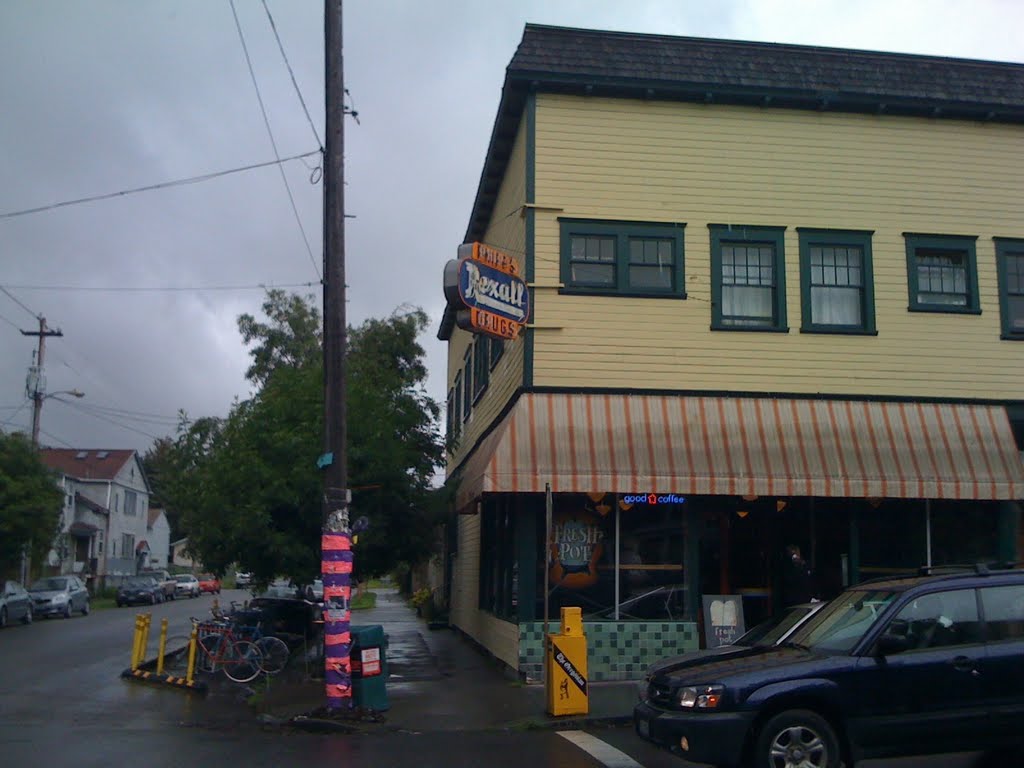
[518,621,698,682]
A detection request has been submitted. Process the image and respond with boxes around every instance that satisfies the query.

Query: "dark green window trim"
[490,338,505,369]
[472,336,489,403]
[903,233,980,314]
[445,388,455,446]
[798,228,877,335]
[452,372,463,435]
[462,347,472,423]
[558,218,686,298]
[709,224,788,332]
[995,237,1024,340]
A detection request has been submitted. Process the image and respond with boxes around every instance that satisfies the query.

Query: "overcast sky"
[1,0,1021,460]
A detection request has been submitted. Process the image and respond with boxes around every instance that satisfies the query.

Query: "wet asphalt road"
[0,589,992,767]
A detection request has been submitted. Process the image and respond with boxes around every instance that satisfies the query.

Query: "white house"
[145,508,171,570]
[40,449,152,588]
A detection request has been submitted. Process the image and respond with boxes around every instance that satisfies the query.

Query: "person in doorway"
[780,544,816,606]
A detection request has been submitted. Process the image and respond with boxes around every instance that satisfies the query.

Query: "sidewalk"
[255,587,640,733]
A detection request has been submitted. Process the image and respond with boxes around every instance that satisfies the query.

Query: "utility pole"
[321,0,352,711]
[20,315,62,585]
[22,315,63,447]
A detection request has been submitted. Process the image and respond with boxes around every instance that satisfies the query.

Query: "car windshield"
[31,577,68,591]
[788,588,899,653]
[736,604,817,647]
[125,577,154,587]
[199,574,214,581]
[174,575,195,582]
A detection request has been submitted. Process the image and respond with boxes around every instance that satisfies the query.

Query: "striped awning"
[454,393,1024,509]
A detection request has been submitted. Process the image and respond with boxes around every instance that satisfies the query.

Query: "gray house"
[40,449,152,589]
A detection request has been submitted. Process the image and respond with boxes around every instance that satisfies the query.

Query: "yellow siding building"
[439,25,1024,681]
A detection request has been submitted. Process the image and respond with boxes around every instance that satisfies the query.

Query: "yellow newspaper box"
[546,606,588,716]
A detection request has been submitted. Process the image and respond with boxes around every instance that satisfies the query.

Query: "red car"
[197,574,221,594]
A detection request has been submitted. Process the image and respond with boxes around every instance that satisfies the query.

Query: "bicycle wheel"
[196,630,222,674]
[162,634,194,676]
[255,636,290,675]
[222,639,263,683]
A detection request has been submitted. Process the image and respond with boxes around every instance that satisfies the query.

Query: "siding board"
[530,94,1023,400]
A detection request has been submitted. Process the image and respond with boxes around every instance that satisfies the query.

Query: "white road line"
[557,730,644,768]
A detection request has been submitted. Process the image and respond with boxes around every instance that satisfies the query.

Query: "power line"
[70,400,181,427]
[261,0,322,150]
[0,400,31,428]
[0,286,39,318]
[39,427,73,448]
[3,280,320,293]
[62,399,164,441]
[229,0,321,282]
[0,149,320,221]
[1,310,23,331]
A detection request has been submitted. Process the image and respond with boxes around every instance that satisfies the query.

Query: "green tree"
[156,293,444,587]
[0,432,63,576]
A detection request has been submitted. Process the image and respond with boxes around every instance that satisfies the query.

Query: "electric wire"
[0,399,31,428]
[261,0,322,150]
[61,398,164,441]
[229,0,321,281]
[39,428,74,448]
[4,281,320,293]
[0,286,39,318]
[1,310,23,331]
[0,149,320,221]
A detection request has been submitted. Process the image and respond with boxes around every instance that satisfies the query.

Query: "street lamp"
[31,388,84,447]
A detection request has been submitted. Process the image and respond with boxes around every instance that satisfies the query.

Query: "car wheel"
[63,602,72,619]
[81,600,90,616]
[22,605,33,625]
[150,593,157,605]
[116,600,123,608]
[754,709,840,768]
[0,606,7,628]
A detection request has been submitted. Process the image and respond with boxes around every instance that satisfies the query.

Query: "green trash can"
[350,624,389,711]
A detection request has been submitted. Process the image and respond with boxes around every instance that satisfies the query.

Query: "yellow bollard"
[131,615,143,670]
[139,614,152,667]
[186,625,198,685]
[156,618,169,676]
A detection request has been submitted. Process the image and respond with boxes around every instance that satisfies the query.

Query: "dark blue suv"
[635,565,1024,767]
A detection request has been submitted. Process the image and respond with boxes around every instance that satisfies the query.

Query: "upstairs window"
[904,233,980,314]
[995,238,1024,340]
[489,338,504,369]
[462,347,472,423]
[799,229,876,334]
[560,219,686,297]
[710,224,788,331]
[453,372,463,435]
[473,337,489,402]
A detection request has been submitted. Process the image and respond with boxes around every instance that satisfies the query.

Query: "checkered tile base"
[518,621,698,682]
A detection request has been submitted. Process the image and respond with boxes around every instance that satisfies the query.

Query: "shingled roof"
[41,448,137,482]
[462,24,1024,245]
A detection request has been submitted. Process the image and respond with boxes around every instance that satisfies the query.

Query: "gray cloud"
[2,0,1020,454]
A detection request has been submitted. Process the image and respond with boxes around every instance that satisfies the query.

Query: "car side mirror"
[875,632,912,656]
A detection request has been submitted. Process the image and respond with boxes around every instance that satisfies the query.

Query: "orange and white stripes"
[454,393,1024,508]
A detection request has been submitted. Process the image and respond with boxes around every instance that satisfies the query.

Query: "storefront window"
[540,493,689,622]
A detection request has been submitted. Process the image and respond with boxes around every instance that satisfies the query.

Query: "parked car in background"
[173,574,200,598]
[635,566,1024,768]
[116,576,165,607]
[304,578,323,602]
[29,575,90,618]
[1,579,34,627]
[198,574,221,594]
[644,602,826,680]
[235,571,252,588]
[141,570,176,601]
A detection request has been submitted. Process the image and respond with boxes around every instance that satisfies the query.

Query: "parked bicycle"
[207,601,291,676]
[189,616,264,683]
